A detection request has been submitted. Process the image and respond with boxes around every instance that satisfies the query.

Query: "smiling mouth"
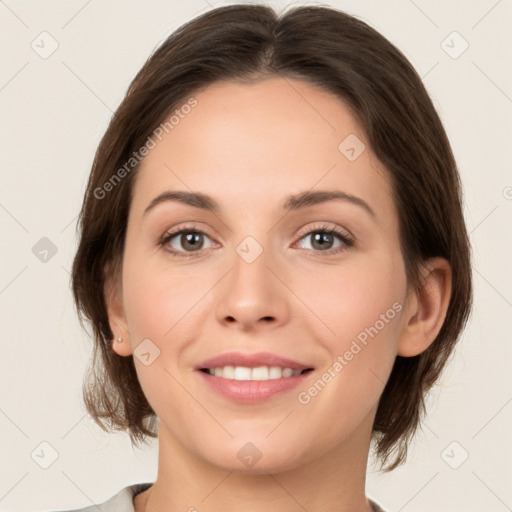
[200,366,314,381]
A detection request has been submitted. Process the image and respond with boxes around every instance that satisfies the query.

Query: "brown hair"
[71,3,472,472]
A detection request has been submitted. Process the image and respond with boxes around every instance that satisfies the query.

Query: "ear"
[104,262,133,357]
[397,257,452,357]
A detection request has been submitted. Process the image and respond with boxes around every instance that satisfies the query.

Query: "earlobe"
[397,257,452,357]
[103,264,133,357]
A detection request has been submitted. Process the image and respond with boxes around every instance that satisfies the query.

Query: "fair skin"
[105,77,452,512]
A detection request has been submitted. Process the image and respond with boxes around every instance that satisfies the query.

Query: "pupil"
[312,232,332,250]
[183,233,202,250]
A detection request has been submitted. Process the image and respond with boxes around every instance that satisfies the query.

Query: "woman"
[65,3,472,511]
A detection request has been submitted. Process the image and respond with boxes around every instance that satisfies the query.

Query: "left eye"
[295,227,353,253]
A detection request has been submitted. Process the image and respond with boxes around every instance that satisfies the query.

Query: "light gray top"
[46,483,153,512]
[47,482,387,511]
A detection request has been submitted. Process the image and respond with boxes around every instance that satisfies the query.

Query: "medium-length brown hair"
[71,3,472,472]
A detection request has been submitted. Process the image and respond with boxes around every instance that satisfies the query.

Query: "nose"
[215,241,291,332]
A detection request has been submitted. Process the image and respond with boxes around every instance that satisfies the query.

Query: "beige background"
[1,0,511,511]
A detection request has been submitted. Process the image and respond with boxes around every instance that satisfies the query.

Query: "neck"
[137,408,376,512]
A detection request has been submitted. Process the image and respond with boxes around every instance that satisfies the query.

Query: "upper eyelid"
[162,222,349,238]
[295,222,353,240]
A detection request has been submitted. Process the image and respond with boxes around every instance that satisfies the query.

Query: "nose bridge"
[215,232,290,328]
[230,234,277,304]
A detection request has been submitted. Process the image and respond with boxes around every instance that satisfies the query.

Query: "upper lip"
[197,352,313,371]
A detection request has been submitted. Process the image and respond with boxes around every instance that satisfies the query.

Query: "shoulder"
[46,485,381,512]
[369,497,388,512]
[44,482,154,512]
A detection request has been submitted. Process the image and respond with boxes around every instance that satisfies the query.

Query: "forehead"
[130,77,394,221]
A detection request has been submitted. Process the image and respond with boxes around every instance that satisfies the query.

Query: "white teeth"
[222,365,235,379]
[269,366,282,379]
[206,365,303,380]
[234,366,252,380]
[251,366,269,380]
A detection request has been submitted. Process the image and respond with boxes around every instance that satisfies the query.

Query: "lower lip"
[197,370,313,404]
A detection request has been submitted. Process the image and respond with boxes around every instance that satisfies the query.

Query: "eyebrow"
[143,189,376,218]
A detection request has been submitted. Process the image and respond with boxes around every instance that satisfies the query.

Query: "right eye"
[159,225,219,257]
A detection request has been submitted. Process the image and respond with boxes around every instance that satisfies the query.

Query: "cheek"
[121,249,205,409]
[123,274,172,341]
[297,251,406,344]
[121,245,207,341]
[294,266,405,443]
[296,251,406,405]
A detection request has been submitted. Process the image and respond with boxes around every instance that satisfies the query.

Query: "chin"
[201,437,308,475]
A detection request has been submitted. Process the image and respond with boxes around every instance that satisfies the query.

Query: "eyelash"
[158,223,355,258]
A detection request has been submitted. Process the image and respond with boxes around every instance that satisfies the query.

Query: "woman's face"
[111,77,411,472]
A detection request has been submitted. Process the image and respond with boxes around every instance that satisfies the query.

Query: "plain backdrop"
[1,1,511,511]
